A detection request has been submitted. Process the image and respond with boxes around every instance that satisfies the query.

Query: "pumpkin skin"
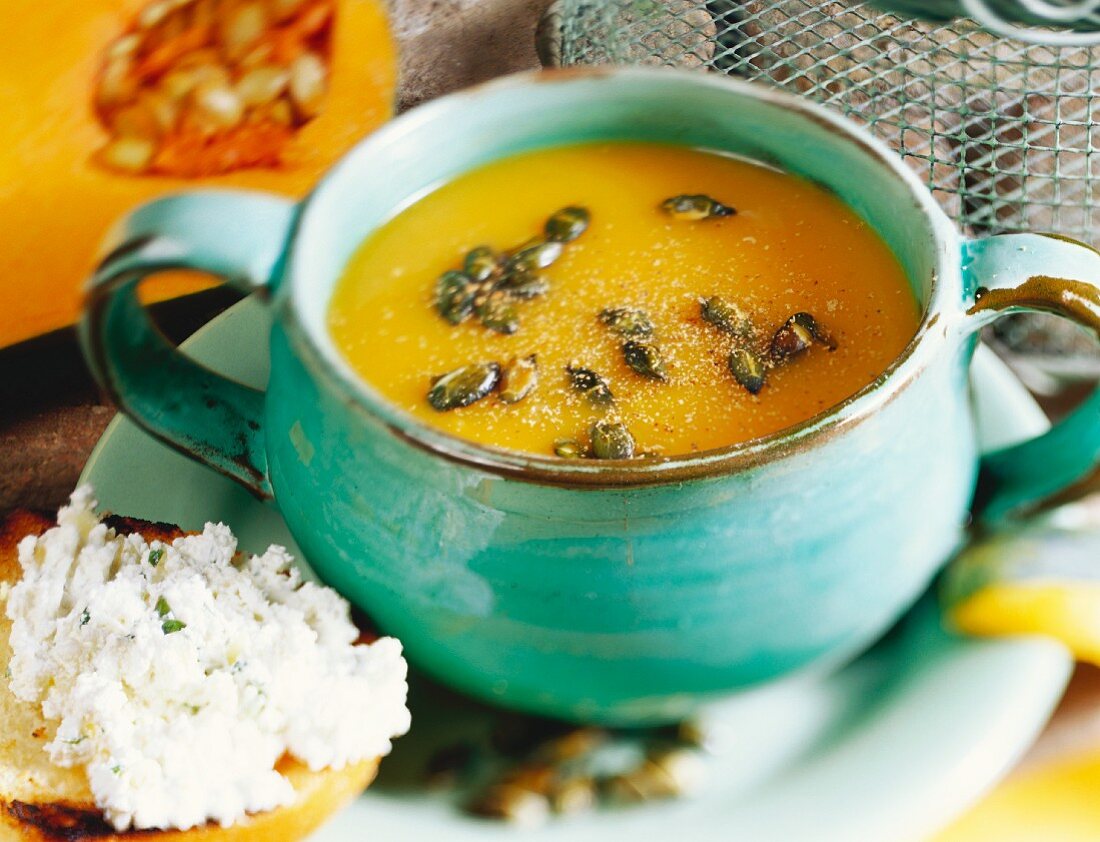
[0,0,396,347]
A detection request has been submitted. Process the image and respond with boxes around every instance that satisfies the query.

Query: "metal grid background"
[540,0,1100,245]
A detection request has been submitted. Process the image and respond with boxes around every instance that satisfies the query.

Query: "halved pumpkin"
[0,0,396,348]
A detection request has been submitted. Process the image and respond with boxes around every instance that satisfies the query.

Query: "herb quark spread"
[3,486,410,832]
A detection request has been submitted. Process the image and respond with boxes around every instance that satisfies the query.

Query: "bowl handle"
[962,233,1100,522]
[80,190,297,500]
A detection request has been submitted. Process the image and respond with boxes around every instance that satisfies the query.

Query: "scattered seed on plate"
[660,194,735,221]
[428,362,501,411]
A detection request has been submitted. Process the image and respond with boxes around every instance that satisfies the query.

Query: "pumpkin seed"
[435,270,476,325]
[606,748,706,802]
[428,362,501,411]
[544,205,590,243]
[100,136,156,172]
[599,307,653,338]
[507,241,564,274]
[553,438,585,458]
[549,776,597,815]
[770,312,836,361]
[566,364,614,407]
[622,339,668,381]
[467,781,551,826]
[590,419,635,460]
[288,51,327,120]
[660,194,735,220]
[497,270,550,299]
[477,293,520,335]
[464,245,502,283]
[699,296,753,338]
[728,348,767,394]
[500,355,539,404]
[190,80,244,130]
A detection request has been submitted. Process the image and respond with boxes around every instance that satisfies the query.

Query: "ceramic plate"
[81,298,1072,842]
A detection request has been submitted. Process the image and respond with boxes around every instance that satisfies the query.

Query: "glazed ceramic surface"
[81,69,1100,723]
[80,301,1073,841]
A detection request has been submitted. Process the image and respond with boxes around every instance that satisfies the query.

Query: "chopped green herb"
[111,765,122,775]
[162,619,186,635]
[63,735,87,745]
[155,596,171,618]
[147,548,164,567]
[79,608,90,626]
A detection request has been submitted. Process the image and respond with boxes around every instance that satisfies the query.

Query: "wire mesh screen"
[539,0,1100,245]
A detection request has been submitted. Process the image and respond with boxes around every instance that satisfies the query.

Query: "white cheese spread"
[5,486,410,831]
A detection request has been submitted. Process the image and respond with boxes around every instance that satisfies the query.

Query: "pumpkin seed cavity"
[95,0,335,177]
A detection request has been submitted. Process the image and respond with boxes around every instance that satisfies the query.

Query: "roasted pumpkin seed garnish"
[622,339,668,381]
[590,419,635,460]
[428,362,501,411]
[599,307,654,338]
[464,245,502,283]
[498,270,550,300]
[507,241,564,274]
[500,355,539,404]
[566,363,614,407]
[660,194,735,221]
[544,206,590,243]
[553,438,585,458]
[477,293,521,335]
[435,270,477,325]
[770,312,836,361]
[728,348,767,394]
[699,295,753,338]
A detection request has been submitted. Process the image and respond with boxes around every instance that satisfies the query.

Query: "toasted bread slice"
[0,510,378,842]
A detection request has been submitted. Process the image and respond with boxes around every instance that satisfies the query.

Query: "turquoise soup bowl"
[82,68,1100,724]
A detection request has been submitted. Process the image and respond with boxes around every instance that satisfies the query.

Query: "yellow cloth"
[936,751,1100,841]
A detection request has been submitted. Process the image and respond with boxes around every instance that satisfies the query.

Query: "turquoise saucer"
[81,298,1071,841]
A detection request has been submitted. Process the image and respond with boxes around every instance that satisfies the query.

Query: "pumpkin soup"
[328,141,920,458]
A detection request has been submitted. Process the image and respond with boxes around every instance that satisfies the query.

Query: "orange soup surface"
[328,142,920,458]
